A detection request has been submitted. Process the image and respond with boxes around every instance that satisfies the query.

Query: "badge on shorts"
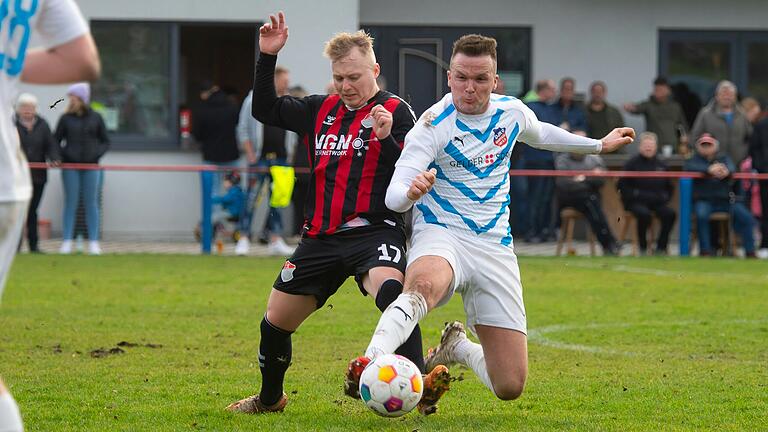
[281,260,296,282]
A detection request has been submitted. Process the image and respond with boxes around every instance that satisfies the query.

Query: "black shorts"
[273,224,407,308]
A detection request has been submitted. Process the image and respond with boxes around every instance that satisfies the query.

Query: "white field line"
[528,319,768,364]
[559,261,768,279]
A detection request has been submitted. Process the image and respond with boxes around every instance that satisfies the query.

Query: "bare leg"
[474,325,528,400]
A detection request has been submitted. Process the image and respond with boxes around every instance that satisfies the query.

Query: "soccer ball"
[359,354,423,417]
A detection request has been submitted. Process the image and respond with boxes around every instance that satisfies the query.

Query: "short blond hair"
[324,30,375,62]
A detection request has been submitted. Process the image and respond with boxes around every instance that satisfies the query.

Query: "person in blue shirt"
[213,171,245,222]
[521,79,559,242]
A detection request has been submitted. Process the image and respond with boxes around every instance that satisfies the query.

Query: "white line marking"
[528,319,768,364]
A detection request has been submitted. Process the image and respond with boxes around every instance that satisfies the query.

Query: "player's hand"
[370,104,393,139]
[407,168,437,201]
[259,11,288,55]
[600,127,636,153]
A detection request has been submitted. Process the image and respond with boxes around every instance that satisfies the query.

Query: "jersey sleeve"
[385,112,441,212]
[518,102,602,153]
[252,53,322,136]
[35,0,89,48]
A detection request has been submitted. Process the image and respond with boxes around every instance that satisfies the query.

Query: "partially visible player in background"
[349,34,633,407]
[225,11,450,415]
[0,1,100,431]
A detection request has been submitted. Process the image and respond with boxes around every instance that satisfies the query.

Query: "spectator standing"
[625,77,688,155]
[617,132,676,254]
[15,94,60,253]
[56,83,109,255]
[555,152,619,255]
[749,117,768,258]
[553,77,587,134]
[192,81,240,195]
[586,81,624,141]
[685,134,756,257]
[234,66,296,256]
[691,80,752,166]
[522,79,558,242]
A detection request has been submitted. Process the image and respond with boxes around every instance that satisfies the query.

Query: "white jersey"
[0,0,88,202]
[388,93,602,246]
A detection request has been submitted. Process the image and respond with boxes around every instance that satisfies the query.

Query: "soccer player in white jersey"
[0,1,99,430]
[347,34,634,409]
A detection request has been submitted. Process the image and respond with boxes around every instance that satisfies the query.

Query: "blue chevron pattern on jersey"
[426,187,511,235]
[431,104,456,126]
[429,162,508,203]
[455,108,504,142]
[415,203,447,227]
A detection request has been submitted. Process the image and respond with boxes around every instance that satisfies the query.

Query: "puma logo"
[393,306,412,321]
[453,135,466,146]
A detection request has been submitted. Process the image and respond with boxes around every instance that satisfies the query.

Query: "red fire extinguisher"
[180,108,191,139]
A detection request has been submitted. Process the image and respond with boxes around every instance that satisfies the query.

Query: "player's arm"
[520,103,634,154]
[385,117,439,213]
[251,11,317,135]
[371,100,416,161]
[22,0,99,84]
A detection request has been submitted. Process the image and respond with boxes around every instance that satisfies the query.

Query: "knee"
[493,379,526,401]
[408,278,441,310]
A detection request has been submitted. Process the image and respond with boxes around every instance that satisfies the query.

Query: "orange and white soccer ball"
[359,354,423,417]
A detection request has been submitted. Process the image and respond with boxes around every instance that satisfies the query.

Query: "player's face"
[638,137,657,158]
[448,53,498,115]
[332,47,380,109]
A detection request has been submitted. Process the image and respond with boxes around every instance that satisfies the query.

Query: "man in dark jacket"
[16,93,60,253]
[685,134,756,257]
[192,81,240,195]
[617,132,676,254]
[749,117,768,258]
[555,152,619,255]
[625,77,688,154]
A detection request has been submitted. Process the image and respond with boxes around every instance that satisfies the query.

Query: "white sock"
[364,292,427,359]
[0,393,24,432]
[453,338,494,394]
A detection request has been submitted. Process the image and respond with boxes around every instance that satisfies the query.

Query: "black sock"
[375,279,426,373]
[258,316,293,406]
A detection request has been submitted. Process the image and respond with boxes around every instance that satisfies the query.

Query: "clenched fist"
[407,168,437,201]
[370,104,392,139]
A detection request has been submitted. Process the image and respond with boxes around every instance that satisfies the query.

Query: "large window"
[92,22,174,148]
[91,21,256,150]
[660,30,768,106]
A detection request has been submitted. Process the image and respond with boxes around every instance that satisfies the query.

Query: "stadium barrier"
[27,162,768,256]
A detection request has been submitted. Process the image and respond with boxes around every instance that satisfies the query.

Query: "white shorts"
[0,201,27,302]
[407,224,527,335]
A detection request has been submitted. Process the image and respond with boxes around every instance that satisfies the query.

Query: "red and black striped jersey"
[253,53,416,237]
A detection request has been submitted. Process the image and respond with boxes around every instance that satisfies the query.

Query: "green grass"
[1,255,766,431]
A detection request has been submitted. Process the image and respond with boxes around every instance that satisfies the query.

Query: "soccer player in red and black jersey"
[226,12,450,415]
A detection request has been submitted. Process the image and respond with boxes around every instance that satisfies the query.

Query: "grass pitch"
[1,255,766,431]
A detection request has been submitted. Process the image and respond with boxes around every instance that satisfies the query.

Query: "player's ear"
[373,63,380,79]
[494,74,499,90]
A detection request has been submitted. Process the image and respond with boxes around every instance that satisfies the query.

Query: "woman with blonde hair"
[55,83,109,254]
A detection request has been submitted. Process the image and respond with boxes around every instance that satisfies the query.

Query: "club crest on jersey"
[281,261,296,282]
[493,127,507,147]
[361,114,374,129]
[323,115,336,126]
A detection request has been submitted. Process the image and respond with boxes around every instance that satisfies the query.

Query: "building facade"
[23,0,768,240]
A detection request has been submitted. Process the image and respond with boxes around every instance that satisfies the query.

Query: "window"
[91,21,256,150]
[92,22,174,148]
[660,30,768,106]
